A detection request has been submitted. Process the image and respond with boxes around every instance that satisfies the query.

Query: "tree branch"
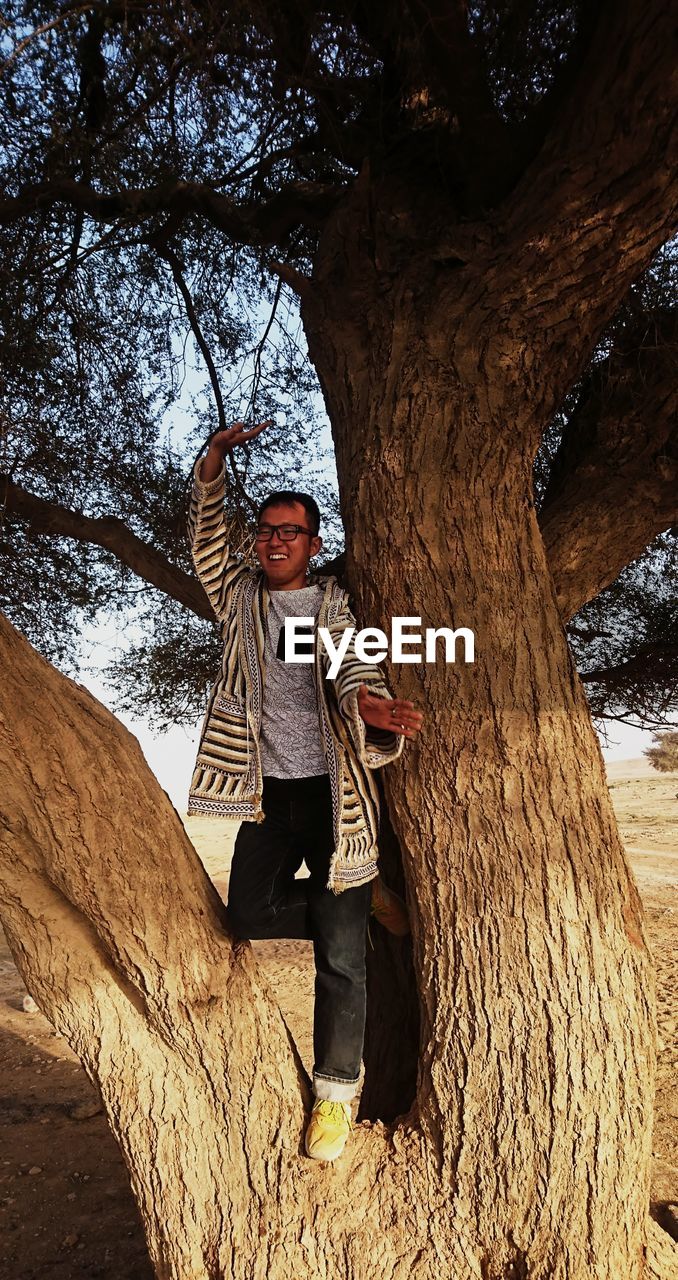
[405,0,505,145]
[475,0,677,398]
[0,176,341,247]
[2,478,213,621]
[2,467,350,620]
[579,641,677,730]
[236,3,376,174]
[269,258,313,296]
[340,0,404,90]
[579,644,677,689]
[152,238,228,435]
[0,3,95,74]
[540,309,678,620]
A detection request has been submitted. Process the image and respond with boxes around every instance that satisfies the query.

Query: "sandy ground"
[0,760,676,1278]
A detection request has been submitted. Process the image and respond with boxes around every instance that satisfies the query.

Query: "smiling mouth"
[268,552,288,561]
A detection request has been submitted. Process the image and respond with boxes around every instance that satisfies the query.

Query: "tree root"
[645,1217,678,1280]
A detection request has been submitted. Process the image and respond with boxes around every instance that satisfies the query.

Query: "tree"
[645,730,678,774]
[0,7,676,730]
[0,3,677,1277]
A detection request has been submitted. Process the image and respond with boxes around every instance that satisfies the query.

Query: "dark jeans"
[226,773,371,1099]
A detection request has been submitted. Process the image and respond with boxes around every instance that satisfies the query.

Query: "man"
[187,419,424,1161]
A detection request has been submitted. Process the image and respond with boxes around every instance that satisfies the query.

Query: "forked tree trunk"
[0,447,672,1279]
[0,419,673,1279]
[300,186,674,1276]
[1,212,676,1280]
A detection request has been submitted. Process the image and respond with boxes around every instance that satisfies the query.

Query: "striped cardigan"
[187,460,404,893]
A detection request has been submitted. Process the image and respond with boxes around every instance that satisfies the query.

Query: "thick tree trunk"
[0,614,315,1277]
[295,198,674,1276]
[2,437,672,1277]
[0,453,675,1277]
[1,190,676,1280]
[0,0,676,1274]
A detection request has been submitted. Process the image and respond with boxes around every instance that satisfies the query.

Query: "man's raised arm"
[188,419,272,621]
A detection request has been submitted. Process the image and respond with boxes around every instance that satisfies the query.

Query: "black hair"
[257,490,321,536]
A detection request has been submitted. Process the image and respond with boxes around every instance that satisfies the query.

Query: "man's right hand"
[200,418,273,482]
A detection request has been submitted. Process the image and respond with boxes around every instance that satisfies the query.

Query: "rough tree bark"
[299,262,660,1279]
[0,425,676,1265]
[0,591,660,1280]
[2,232,677,1274]
[0,387,675,1279]
[2,246,676,1280]
[540,310,678,621]
[293,1,676,1259]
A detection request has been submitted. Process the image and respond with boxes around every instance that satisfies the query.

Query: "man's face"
[255,500,323,588]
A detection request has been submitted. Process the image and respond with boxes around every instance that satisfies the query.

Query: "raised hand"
[208,419,274,455]
[200,419,273,481]
[357,683,424,739]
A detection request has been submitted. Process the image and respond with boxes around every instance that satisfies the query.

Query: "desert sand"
[1,760,676,1278]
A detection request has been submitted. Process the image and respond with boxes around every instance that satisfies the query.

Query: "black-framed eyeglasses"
[255,523,314,542]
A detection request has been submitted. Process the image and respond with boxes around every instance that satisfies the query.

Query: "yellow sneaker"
[370,874,410,937]
[304,1100,352,1161]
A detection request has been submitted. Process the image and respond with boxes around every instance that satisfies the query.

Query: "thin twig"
[154,240,228,435]
[0,5,95,76]
[147,230,259,551]
[244,274,283,422]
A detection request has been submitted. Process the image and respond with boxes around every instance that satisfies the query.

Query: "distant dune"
[605,756,663,779]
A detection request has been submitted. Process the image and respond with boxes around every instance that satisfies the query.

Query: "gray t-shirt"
[259,585,328,779]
